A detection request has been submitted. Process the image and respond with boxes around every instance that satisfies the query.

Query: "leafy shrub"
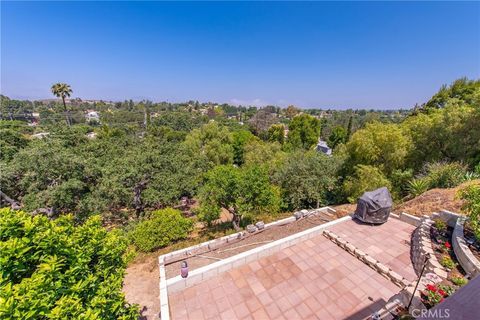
[433,219,447,233]
[459,184,480,241]
[390,169,414,198]
[343,165,392,203]
[440,255,456,269]
[0,208,138,319]
[407,178,430,197]
[450,275,468,287]
[129,208,193,252]
[424,162,467,189]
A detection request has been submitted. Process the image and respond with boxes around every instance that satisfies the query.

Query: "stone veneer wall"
[411,218,448,279]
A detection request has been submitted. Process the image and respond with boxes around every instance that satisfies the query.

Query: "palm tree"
[51,83,73,126]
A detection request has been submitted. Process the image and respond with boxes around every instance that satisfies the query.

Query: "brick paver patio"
[328,218,416,281]
[168,217,416,320]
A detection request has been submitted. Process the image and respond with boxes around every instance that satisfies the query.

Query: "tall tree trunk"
[133,180,147,218]
[62,96,71,126]
[229,208,241,231]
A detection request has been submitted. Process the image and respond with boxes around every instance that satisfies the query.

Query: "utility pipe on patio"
[407,253,430,310]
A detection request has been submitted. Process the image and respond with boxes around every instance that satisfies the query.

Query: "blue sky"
[1,1,479,109]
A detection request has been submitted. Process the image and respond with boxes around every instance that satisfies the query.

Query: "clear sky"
[1,1,479,109]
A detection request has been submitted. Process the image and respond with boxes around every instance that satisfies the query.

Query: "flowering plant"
[439,240,452,253]
[422,283,453,309]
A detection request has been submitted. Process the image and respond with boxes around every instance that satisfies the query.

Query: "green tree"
[425,78,480,110]
[198,165,280,229]
[287,114,321,150]
[345,122,412,176]
[343,165,392,203]
[232,129,256,165]
[51,83,73,126]
[0,209,138,319]
[0,121,30,161]
[346,116,353,140]
[90,137,197,218]
[184,122,234,169]
[266,124,285,144]
[1,138,94,217]
[402,103,480,169]
[244,140,286,170]
[327,126,347,149]
[273,151,340,209]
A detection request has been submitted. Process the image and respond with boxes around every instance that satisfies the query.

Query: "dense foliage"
[129,208,193,252]
[343,165,392,203]
[273,151,340,209]
[0,208,138,319]
[0,77,479,222]
[197,165,281,228]
[460,184,480,241]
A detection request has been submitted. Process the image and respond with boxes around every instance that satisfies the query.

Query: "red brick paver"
[328,218,416,281]
[168,218,415,319]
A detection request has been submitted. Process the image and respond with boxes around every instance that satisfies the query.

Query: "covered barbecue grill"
[354,187,393,224]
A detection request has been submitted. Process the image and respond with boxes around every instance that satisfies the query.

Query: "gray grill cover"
[354,187,392,224]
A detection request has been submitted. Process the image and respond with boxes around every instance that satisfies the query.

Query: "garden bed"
[422,219,470,308]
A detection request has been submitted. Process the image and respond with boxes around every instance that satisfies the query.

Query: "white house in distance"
[85,110,100,124]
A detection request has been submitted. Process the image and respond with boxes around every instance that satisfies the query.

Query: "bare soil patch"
[123,258,160,319]
[331,203,356,217]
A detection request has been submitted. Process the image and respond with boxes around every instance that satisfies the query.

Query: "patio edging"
[165,214,353,293]
[323,230,410,288]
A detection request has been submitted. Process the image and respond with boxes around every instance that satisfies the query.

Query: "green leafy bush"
[440,255,456,269]
[390,169,414,198]
[425,162,467,189]
[0,208,138,319]
[343,165,392,203]
[450,275,468,287]
[129,208,193,252]
[433,218,448,233]
[459,184,480,241]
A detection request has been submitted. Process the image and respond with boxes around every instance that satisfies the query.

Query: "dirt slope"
[393,180,479,216]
